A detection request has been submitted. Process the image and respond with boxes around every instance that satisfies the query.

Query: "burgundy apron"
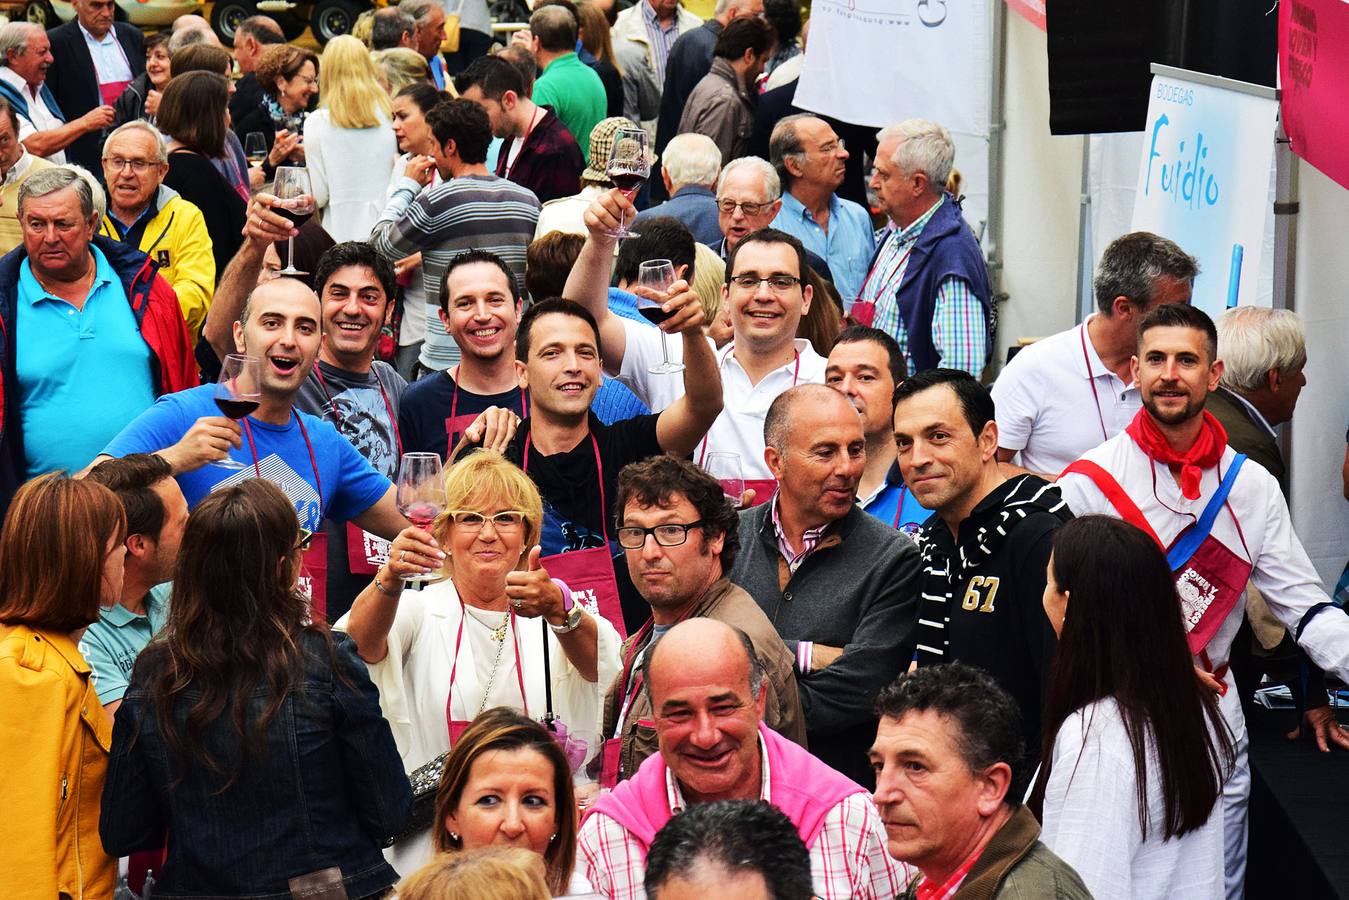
[92,35,134,107]
[446,371,528,460]
[1062,455,1253,684]
[242,416,329,620]
[522,433,627,638]
[850,240,916,327]
[313,366,401,575]
[695,345,801,507]
[445,600,528,746]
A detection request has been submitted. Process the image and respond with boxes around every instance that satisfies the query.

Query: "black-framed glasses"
[295,528,314,552]
[449,510,528,532]
[716,198,767,216]
[617,520,706,550]
[727,274,803,293]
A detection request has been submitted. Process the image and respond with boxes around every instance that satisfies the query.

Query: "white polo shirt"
[991,317,1140,476]
[616,318,827,480]
[1057,432,1349,735]
[0,67,66,164]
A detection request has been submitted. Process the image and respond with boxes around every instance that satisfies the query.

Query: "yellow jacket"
[0,623,117,900]
[99,185,216,341]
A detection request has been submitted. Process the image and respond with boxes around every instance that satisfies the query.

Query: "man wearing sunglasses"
[600,455,804,786]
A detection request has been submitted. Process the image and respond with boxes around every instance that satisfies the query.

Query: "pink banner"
[1005,0,1045,31]
[1280,0,1349,190]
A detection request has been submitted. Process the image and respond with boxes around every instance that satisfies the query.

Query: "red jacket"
[0,234,198,510]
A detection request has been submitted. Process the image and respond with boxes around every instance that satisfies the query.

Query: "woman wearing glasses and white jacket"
[337,450,621,875]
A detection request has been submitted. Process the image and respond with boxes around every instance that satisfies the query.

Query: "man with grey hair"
[0,22,114,165]
[399,0,449,89]
[97,121,215,340]
[712,155,831,282]
[729,382,920,787]
[769,113,874,304]
[858,118,991,379]
[0,94,54,252]
[0,165,196,510]
[228,15,284,128]
[992,231,1197,477]
[633,131,723,244]
[370,7,416,51]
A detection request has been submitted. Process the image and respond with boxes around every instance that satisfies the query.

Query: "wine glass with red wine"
[605,127,650,239]
[212,354,262,470]
[396,452,446,582]
[636,259,684,374]
[273,166,315,276]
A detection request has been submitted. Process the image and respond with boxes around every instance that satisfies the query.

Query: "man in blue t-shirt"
[99,278,408,541]
[825,326,931,536]
[81,453,187,715]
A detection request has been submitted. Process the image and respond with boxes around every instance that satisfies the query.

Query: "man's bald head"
[763,382,862,453]
[646,618,764,705]
[239,276,322,327]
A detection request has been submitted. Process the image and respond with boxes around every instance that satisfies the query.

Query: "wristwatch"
[549,580,584,634]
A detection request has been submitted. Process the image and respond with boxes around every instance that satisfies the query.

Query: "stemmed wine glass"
[212,354,262,470]
[605,127,650,239]
[702,452,745,507]
[273,167,315,276]
[244,132,267,167]
[635,259,683,375]
[396,452,446,583]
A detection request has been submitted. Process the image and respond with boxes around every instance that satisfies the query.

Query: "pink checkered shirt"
[577,738,913,899]
[913,847,982,900]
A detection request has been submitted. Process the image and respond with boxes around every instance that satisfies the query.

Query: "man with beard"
[456,297,722,633]
[293,243,407,622]
[893,368,1071,756]
[1057,302,1349,900]
[99,277,410,617]
[729,383,920,785]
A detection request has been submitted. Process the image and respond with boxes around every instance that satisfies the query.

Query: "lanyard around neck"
[312,362,403,458]
[241,412,324,510]
[1079,323,1109,443]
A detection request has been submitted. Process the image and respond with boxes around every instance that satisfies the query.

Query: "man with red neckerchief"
[1057,302,1349,900]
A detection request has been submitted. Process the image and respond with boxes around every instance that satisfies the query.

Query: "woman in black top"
[112,32,170,128]
[232,44,319,176]
[155,71,247,280]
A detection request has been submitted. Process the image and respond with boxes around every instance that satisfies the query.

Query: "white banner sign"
[1129,71,1278,316]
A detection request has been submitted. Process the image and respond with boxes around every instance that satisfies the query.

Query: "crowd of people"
[0,1,1344,899]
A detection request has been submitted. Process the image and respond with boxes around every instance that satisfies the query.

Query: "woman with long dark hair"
[1033,515,1234,900]
[101,479,412,899]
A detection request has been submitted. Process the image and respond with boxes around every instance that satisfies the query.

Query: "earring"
[449,831,459,841]
[549,833,557,842]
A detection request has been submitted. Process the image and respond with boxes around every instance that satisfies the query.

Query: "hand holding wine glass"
[635,259,684,374]
[605,127,650,239]
[396,453,447,583]
[272,167,315,275]
[702,452,745,507]
[211,354,262,470]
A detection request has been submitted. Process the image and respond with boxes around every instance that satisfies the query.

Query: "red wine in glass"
[215,398,260,419]
[274,195,315,229]
[612,172,647,197]
[638,305,675,326]
[403,502,440,528]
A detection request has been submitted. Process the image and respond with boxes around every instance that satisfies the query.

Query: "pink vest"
[585,724,866,852]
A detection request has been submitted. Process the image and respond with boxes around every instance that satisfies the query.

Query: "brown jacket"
[600,577,807,782]
[900,807,1093,900]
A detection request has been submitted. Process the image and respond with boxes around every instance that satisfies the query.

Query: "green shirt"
[532,53,607,164]
[79,584,171,705]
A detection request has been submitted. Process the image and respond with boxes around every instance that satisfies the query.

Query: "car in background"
[23,0,201,29]
[211,0,371,46]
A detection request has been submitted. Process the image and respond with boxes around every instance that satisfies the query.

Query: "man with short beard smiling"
[1057,302,1349,900]
[293,242,407,622]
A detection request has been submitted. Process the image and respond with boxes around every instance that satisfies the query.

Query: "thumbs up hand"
[505,545,565,623]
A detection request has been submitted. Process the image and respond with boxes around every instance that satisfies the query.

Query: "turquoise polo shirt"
[15,246,155,477]
[79,583,171,705]
[532,52,606,163]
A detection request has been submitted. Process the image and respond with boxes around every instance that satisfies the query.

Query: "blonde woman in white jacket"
[305,36,397,242]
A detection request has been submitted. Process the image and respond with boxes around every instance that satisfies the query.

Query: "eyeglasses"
[449,510,528,531]
[617,521,706,550]
[727,274,803,293]
[815,138,846,155]
[103,157,159,173]
[716,198,767,216]
[295,528,314,552]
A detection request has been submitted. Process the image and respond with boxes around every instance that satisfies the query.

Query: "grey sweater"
[729,503,920,783]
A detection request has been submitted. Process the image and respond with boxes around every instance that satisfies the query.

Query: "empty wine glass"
[605,127,650,239]
[636,259,683,375]
[396,452,446,583]
[212,354,262,470]
[702,452,744,507]
[272,166,315,276]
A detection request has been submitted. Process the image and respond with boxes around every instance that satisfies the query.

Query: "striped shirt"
[641,0,683,85]
[869,198,987,376]
[914,847,981,900]
[578,737,911,899]
[371,173,540,372]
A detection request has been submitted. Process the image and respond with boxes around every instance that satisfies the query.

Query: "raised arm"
[565,190,636,375]
[202,192,295,363]
[642,281,722,456]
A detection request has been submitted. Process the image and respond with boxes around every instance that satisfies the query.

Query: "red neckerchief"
[1124,407,1228,500]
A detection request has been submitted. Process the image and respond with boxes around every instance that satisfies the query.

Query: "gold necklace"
[34,255,95,300]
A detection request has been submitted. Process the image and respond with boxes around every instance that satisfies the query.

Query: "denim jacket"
[100,631,413,899]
